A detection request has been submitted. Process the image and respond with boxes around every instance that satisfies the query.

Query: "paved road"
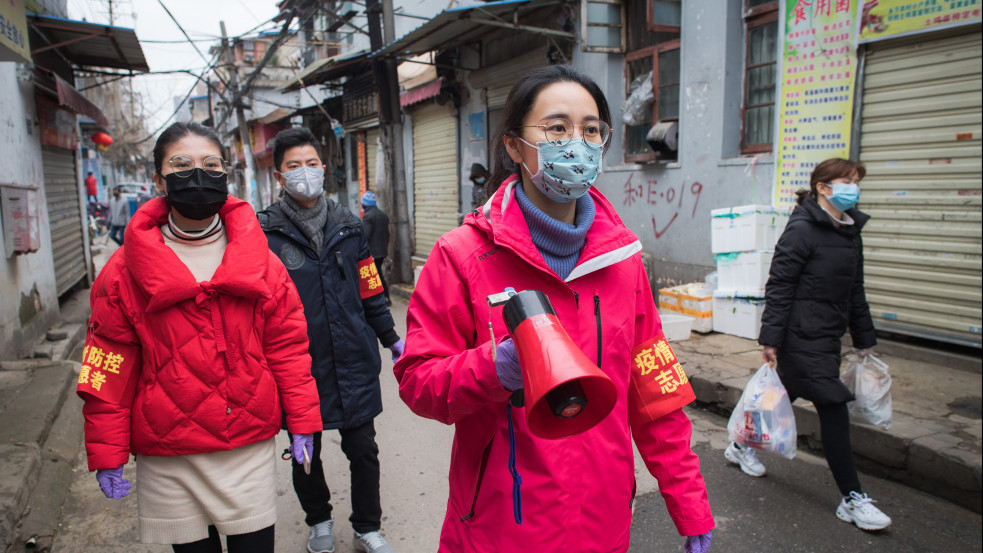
[39,296,982,552]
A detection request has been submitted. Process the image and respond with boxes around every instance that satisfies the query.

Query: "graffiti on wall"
[623,174,704,239]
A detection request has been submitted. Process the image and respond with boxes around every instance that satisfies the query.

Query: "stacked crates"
[710,205,790,340]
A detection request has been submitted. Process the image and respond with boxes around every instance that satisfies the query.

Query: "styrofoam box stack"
[710,205,790,254]
[659,283,713,333]
[712,292,766,341]
[660,312,694,342]
[715,251,774,293]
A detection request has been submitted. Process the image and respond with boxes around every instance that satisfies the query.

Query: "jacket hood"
[125,196,272,311]
[470,174,641,282]
[798,196,870,231]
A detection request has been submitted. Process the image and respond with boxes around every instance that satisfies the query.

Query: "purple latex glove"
[684,531,712,553]
[292,433,314,466]
[495,338,523,392]
[390,338,405,364]
[95,465,132,500]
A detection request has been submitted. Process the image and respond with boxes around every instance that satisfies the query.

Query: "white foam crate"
[715,251,774,291]
[710,205,790,254]
[712,292,766,340]
[660,312,694,342]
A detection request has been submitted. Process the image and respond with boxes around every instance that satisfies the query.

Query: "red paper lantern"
[91,132,113,147]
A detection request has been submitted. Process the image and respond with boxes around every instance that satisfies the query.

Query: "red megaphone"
[503,290,618,440]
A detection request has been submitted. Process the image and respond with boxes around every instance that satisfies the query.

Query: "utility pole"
[367,0,413,284]
[220,21,258,210]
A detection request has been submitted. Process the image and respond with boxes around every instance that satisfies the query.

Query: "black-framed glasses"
[521,118,612,148]
[165,155,228,178]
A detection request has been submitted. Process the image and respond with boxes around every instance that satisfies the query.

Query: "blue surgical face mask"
[824,182,860,211]
[474,177,486,185]
[518,138,602,203]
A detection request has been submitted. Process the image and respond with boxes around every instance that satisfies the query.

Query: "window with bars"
[742,1,778,154]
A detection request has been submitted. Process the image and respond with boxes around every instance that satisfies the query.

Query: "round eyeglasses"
[165,155,228,178]
[521,118,612,148]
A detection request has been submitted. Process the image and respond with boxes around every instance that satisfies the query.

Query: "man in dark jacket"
[258,127,403,553]
[360,191,391,305]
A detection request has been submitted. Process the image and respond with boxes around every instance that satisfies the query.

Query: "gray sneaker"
[307,517,334,553]
[354,530,395,553]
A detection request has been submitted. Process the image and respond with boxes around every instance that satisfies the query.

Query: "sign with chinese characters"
[858,0,982,43]
[774,0,858,207]
[0,0,29,63]
[357,256,384,299]
[356,132,367,217]
[77,342,135,404]
[628,331,696,421]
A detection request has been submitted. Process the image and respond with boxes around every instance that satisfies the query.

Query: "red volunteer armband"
[76,334,139,405]
[357,256,385,299]
[628,332,695,421]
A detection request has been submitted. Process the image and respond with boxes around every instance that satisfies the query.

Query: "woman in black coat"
[725,158,892,531]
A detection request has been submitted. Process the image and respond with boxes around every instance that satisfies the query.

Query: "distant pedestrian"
[76,122,322,553]
[107,186,130,246]
[361,190,392,305]
[85,172,98,202]
[469,162,491,208]
[727,157,892,531]
[258,127,404,553]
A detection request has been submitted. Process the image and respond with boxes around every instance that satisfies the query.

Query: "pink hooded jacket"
[394,177,714,553]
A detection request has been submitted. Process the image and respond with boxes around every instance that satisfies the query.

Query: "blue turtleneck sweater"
[514,183,595,280]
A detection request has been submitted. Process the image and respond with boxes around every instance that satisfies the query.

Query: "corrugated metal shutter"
[365,126,380,190]
[470,47,550,109]
[858,30,982,347]
[43,146,86,297]
[411,102,457,257]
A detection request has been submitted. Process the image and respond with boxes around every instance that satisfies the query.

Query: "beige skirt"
[136,438,277,545]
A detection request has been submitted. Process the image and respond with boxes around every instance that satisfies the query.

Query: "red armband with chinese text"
[357,256,385,299]
[628,332,695,422]
[76,333,140,405]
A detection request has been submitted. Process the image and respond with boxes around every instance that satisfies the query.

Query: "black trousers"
[290,420,382,533]
[374,257,390,301]
[171,524,274,553]
[814,401,863,496]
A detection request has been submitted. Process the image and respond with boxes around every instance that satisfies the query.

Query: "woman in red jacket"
[394,65,714,553]
[76,122,322,553]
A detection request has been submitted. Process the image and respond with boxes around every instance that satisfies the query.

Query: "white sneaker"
[307,518,334,553]
[354,530,395,553]
[836,491,892,530]
[724,442,766,477]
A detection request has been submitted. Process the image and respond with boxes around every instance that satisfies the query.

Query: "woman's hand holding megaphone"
[495,338,524,392]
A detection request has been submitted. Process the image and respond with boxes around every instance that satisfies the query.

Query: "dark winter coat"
[758,196,876,405]
[259,199,399,430]
[361,204,390,260]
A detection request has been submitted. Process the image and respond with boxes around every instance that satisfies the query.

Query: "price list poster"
[774,0,859,207]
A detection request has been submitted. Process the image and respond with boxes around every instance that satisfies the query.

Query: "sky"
[67,0,282,138]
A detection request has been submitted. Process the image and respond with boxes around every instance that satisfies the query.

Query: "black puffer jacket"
[361,205,390,260]
[758,196,876,404]
[259,199,399,429]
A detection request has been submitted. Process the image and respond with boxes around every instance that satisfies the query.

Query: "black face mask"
[163,168,228,221]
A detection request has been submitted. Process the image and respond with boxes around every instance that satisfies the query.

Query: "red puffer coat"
[77,196,322,471]
[395,176,714,553]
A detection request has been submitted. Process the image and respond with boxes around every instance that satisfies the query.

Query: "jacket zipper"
[594,292,602,368]
[574,291,579,309]
[460,438,495,522]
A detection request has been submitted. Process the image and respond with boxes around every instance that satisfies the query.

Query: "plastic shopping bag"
[727,364,797,459]
[841,352,893,430]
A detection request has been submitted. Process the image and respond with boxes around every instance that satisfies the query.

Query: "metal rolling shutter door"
[412,102,458,257]
[858,30,982,347]
[471,47,550,109]
[43,146,86,296]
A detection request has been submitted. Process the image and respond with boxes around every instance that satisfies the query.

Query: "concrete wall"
[0,63,60,359]
[580,0,777,290]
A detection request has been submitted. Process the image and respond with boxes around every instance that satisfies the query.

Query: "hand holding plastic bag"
[841,351,893,430]
[727,364,797,459]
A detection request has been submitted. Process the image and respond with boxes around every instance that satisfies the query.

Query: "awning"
[372,0,573,60]
[400,79,443,108]
[255,107,294,125]
[28,13,149,72]
[278,49,371,92]
[35,66,109,128]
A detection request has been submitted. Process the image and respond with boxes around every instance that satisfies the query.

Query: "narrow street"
[36,295,981,553]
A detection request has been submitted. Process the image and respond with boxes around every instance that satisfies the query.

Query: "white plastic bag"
[728,364,797,459]
[841,352,893,430]
[622,71,654,125]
